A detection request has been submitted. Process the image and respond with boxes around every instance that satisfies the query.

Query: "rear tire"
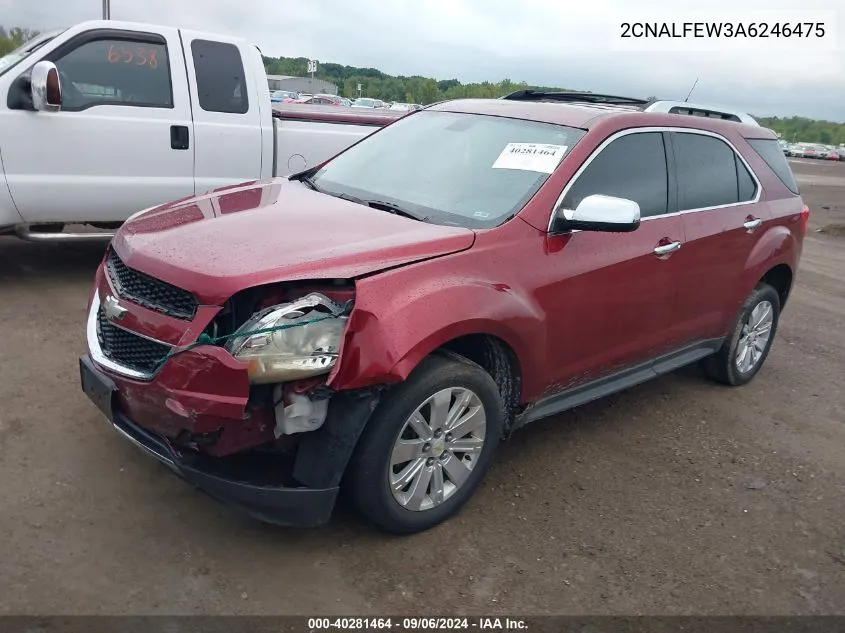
[347,354,504,535]
[702,283,780,386]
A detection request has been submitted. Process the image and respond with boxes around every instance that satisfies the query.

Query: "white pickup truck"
[0,20,402,241]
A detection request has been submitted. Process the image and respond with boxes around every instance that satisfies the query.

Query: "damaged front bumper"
[79,354,377,527]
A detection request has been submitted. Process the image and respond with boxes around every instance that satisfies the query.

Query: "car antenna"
[684,78,699,102]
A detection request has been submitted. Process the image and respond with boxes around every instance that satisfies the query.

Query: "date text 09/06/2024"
[306,617,529,630]
[620,22,826,38]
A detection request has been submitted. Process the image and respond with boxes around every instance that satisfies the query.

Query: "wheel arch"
[435,333,523,428]
[759,262,794,310]
[327,271,545,399]
[739,224,799,313]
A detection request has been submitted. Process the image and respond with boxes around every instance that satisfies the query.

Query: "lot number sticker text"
[492,143,568,174]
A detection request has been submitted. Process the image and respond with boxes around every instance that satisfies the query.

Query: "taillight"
[800,204,810,233]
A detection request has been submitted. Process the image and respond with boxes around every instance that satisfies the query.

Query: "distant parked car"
[351,98,380,109]
[301,95,343,106]
[792,144,816,159]
[389,102,423,112]
[812,144,829,158]
[824,150,840,161]
[271,90,298,103]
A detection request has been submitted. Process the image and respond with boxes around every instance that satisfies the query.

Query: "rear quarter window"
[747,138,799,195]
[191,39,248,114]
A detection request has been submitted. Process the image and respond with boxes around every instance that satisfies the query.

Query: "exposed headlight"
[225,293,347,384]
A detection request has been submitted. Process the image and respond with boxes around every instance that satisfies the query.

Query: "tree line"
[2,25,841,144]
[0,26,40,56]
[264,55,566,105]
[755,116,845,146]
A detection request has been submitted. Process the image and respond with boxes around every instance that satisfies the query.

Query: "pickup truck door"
[0,24,196,224]
[179,31,266,194]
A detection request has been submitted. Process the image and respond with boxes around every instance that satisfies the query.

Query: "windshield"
[0,28,64,76]
[309,110,585,229]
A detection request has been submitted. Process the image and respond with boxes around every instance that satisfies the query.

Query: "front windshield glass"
[0,29,64,76]
[310,110,585,229]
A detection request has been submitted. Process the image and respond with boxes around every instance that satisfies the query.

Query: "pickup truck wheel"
[702,283,780,386]
[347,355,504,535]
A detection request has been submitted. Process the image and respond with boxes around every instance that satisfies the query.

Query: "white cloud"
[1,0,843,120]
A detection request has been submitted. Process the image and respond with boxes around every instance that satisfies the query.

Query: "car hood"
[112,179,475,305]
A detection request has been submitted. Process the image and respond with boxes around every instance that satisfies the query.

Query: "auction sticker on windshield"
[492,143,568,173]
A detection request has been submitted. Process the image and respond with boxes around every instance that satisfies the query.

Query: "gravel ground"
[0,159,843,616]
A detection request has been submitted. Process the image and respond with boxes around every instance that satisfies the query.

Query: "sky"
[1,0,842,121]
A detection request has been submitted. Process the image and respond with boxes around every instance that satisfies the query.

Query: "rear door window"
[190,39,248,114]
[562,131,668,218]
[672,132,741,210]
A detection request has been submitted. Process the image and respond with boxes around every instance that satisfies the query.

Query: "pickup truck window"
[310,111,585,229]
[53,37,172,110]
[191,39,248,114]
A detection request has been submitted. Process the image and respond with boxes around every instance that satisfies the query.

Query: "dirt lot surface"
[1,159,844,616]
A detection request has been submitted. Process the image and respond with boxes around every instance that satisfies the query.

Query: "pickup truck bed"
[271,104,404,178]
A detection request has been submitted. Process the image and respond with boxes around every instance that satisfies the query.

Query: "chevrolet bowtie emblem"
[103,294,128,321]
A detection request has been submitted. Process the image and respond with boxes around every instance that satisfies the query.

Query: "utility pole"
[102,0,111,19]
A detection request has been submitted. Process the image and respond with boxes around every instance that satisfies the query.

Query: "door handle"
[743,217,763,233]
[170,125,189,150]
[653,241,682,256]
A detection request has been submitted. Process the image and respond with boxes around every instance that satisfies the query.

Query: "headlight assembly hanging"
[225,293,348,384]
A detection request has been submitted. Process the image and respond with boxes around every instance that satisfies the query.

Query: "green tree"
[756,115,845,145]
[0,25,40,55]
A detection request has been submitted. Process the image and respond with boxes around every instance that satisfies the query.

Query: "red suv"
[80,92,808,534]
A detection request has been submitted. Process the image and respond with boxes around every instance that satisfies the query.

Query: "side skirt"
[511,338,724,432]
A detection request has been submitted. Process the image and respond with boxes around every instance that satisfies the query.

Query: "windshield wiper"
[334,193,426,222]
[362,199,427,222]
[298,174,322,192]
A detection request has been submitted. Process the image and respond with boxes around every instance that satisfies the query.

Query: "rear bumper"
[81,354,339,527]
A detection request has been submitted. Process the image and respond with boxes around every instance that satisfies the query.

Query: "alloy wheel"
[735,300,774,373]
[388,387,487,512]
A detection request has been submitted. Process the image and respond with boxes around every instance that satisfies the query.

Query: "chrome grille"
[96,307,171,374]
[106,248,198,320]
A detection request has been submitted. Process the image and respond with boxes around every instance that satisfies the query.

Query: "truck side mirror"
[31,61,62,112]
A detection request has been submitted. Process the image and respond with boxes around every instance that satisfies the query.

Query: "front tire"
[702,283,780,386]
[347,354,505,535]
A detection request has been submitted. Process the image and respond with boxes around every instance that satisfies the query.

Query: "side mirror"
[31,61,62,112]
[551,194,641,233]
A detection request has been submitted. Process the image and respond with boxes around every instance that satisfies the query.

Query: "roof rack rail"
[501,90,649,107]
[642,100,760,126]
[500,90,760,126]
